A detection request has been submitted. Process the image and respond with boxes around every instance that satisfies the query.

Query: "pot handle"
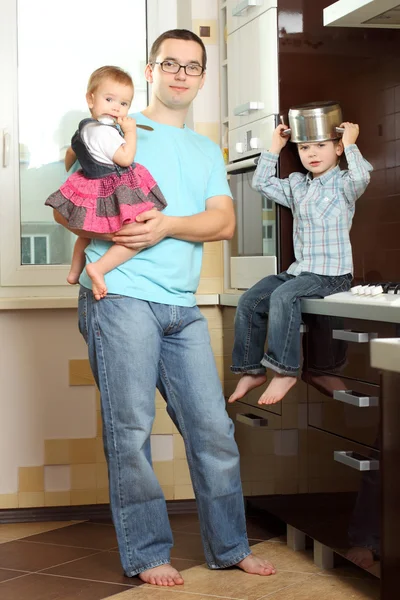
[282,128,291,136]
[335,127,345,134]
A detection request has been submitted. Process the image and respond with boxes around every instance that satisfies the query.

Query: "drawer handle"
[232,0,262,17]
[236,413,269,427]
[334,451,379,471]
[333,390,379,408]
[332,329,378,343]
[2,129,11,168]
[233,101,265,116]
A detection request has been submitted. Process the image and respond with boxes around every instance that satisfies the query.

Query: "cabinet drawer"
[308,378,380,448]
[227,400,282,495]
[304,315,398,385]
[308,427,380,494]
[227,10,278,131]
[227,0,277,35]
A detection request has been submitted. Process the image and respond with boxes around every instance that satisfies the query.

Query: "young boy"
[229,120,372,406]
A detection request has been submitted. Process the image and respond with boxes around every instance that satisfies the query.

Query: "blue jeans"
[231,271,352,377]
[78,287,250,576]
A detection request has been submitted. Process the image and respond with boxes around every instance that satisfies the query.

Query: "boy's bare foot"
[258,374,297,405]
[86,263,107,301]
[228,373,267,403]
[346,547,375,569]
[138,564,184,586]
[67,270,81,285]
[301,371,347,398]
[236,553,276,576]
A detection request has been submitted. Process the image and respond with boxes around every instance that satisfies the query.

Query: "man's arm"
[111,195,235,250]
[53,210,113,241]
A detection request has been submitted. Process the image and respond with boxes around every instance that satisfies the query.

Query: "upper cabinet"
[227,8,279,131]
[227,0,277,35]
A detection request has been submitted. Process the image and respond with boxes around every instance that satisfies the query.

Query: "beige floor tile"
[264,572,380,599]
[104,589,235,600]
[160,563,314,600]
[246,540,321,573]
[0,520,81,541]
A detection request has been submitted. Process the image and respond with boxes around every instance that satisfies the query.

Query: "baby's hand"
[340,122,359,147]
[269,124,290,154]
[118,116,136,134]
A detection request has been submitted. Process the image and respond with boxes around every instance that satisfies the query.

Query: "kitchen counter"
[370,337,400,372]
[220,291,400,324]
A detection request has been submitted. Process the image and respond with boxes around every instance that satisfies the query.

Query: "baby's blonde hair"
[87,66,134,97]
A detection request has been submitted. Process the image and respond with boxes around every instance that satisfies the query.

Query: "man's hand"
[112,210,170,250]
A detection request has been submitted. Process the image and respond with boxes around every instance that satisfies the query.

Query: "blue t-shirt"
[79,112,232,306]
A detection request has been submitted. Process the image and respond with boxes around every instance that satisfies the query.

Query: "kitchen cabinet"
[227,0,277,35]
[227,9,279,131]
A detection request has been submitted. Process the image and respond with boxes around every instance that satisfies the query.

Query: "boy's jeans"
[78,287,250,577]
[231,271,352,377]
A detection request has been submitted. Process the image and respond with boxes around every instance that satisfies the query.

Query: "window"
[0,0,167,296]
[21,235,50,265]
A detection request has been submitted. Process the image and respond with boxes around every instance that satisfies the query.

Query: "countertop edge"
[0,294,221,311]
[370,338,400,373]
[220,292,400,324]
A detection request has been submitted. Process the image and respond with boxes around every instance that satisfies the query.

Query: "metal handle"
[233,101,264,117]
[232,0,262,17]
[333,390,379,408]
[2,129,10,168]
[332,329,378,343]
[236,413,269,427]
[336,127,345,134]
[282,128,291,136]
[334,451,379,471]
[226,157,258,173]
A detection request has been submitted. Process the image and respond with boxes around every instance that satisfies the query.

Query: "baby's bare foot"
[346,547,375,569]
[258,375,297,405]
[67,270,81,285]
[138,564,184,586]
[228,374,267,403]
[86,263,107,301]
[236,553,276,576]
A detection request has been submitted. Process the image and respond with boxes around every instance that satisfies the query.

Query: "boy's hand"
[269,124,290,154]
[118,116,136,135]
[340,122,359,147]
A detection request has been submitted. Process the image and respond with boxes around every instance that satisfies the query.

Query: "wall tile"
[174,484,195,499]
[70,489,97,505]
[70,464,97,490]
[44,439,70,465]
[150,434,174,461]
[44,491,71,507]
[18,466,44,493]
[153,461,174,486]
[19,492,45,508]
[44,465,71,492]
[69,359,95,386]
[152,409,175,434]
[173,434,187,460]
[0,494,18,509]
[174,459,191,486]
[96,488,110,504]
[69,439,97,464]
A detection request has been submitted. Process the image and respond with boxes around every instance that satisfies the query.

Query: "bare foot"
[236,553,276,576]
[86,263,107,301]
[228,374,267,403]
[138,564,184,586]
[67,270,81,285]
[258,374,297,405]
[346,547,375,570]
[301,372,347,398]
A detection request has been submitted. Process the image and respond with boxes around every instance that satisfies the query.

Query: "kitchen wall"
[0,0,225,510]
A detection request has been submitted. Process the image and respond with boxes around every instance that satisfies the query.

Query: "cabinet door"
[228,9,279,131]
[308,378,380,448]
[227,0,277,35]
[227,401,281,495]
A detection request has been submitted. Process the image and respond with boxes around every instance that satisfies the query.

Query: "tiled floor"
[0,513,380,600]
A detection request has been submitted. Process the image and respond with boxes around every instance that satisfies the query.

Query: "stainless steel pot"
[283,101,344,143]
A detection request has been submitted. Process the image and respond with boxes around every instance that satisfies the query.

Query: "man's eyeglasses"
[152,60,205,77]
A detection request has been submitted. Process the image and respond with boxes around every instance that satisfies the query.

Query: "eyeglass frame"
[151,60,205,77]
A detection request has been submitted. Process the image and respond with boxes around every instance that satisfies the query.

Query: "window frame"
[0,0,175,299]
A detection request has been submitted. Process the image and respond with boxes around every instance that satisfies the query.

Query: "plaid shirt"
[252,144,373,276]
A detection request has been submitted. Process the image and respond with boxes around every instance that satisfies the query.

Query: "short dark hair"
[149,29,207,71]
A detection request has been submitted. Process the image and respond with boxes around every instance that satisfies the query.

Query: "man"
[54,29,276,587]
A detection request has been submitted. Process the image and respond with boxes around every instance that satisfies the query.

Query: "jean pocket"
[78,291,88,343]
